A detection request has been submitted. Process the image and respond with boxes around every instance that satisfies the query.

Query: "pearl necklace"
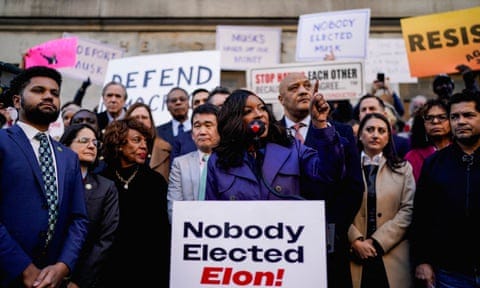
[115,166,139,190]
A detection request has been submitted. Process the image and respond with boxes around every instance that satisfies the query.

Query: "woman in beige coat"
[349,113,415,288]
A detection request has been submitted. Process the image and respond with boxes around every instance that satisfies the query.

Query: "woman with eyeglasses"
[59,123,119,288]
[405,99,452,183]
[98,118,170,287]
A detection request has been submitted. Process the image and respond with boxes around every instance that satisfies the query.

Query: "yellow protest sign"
[401,7,480,77]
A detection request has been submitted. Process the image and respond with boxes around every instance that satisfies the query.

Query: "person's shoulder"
[154,137,172,151]
[156,121,172,129]
[54,141,78,158]
[423,144,454,167]
[142,165,168,182]
[180,150,198,159]
[95,173,116,186]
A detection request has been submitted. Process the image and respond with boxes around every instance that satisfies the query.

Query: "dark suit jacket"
[0,125,88,286]
[97,111,109,133]
[70,173,119,287]
[172,131,196,160]
[279,117,363,288]
[393,134,411,159]
[97,109,127,134]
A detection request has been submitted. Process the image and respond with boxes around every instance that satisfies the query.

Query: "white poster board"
[365,38,418,83]
[60,33,125,86]
[247,61,365,118]
[170,201,327,288]
[216,25,282,70]
[296,9,371,61]
[101,51,221,126]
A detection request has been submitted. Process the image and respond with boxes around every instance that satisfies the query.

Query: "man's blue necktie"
[178,123,184,135]
[36,132,58,247]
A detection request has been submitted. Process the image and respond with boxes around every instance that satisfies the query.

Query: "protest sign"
[60,33,125,86]
[401,6,480,77]
[101,51,221,125]
[25,37,77,69]
[248,61,365,118]
[296,9,370,61]
[216,25,281,70]
[365,38,417,83]
[171,201,327,288]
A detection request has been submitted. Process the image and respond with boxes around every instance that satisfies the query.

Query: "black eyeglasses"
[423,114,448,123]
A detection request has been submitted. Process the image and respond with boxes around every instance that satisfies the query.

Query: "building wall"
[0,0,479,114]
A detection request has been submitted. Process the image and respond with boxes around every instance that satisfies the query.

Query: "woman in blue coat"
[205,88,346,201]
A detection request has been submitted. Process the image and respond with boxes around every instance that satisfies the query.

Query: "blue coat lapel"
[263,143,292,184]
[226,143,292,184]
[8,126,45,195]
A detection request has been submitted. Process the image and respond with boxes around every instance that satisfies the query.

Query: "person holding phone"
[372,72,405,118]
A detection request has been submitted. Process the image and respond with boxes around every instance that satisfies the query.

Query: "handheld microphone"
[247,119,266,140]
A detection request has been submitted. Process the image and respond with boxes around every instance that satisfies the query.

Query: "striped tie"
[292,123,306,143]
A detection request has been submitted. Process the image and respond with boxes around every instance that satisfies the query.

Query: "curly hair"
[102,118,153,166]
[215,89,291,169]
[9,66,62,96]
[357,112,406,173]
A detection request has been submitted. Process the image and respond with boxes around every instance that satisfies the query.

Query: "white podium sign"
[170,201,327,288]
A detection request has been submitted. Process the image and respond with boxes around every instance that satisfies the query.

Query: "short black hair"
[191,103,219,126]
[9,66,62,96]
[192,88,209,96]
[208,86,231,98]
[448,90,480,114]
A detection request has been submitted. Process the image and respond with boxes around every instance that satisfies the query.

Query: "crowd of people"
[0,64,479,288]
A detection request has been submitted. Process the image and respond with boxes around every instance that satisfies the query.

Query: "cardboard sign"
[101,51,221,126]
[60,33,125,86]
[401,6,480,77]
[247,61,365,118]
[25,37,77,69]
[170,201,327,288]
[296,9,371,61]
[366,38,417,83]
[216,25,281,70]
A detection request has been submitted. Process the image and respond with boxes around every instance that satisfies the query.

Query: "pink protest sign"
[25,37,77,69]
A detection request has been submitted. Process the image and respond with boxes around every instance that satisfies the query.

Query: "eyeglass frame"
[73,136,101,148]
[423,113,449,123]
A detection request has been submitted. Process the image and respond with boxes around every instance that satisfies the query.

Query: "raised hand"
[310,79,329,128]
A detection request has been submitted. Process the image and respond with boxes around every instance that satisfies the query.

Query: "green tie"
[198,154,210,201]
[36,132,58,247]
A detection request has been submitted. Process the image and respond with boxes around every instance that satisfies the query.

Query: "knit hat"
[433,74,454,91]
